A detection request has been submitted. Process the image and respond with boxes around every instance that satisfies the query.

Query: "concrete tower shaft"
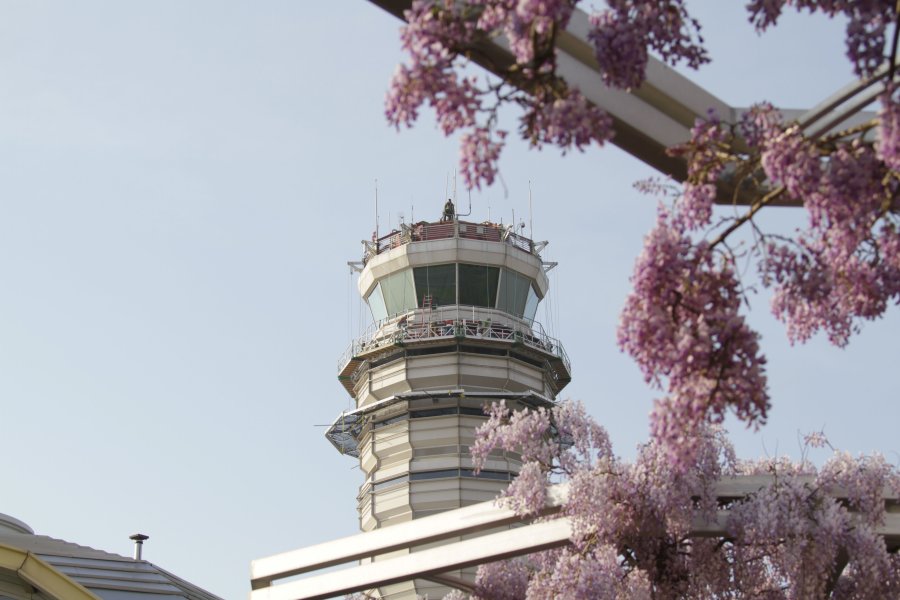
[327,218,570,599]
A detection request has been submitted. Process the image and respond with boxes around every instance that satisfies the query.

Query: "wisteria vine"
[462,401,900,598]
[386,0,900,466]
[380,3,900,596]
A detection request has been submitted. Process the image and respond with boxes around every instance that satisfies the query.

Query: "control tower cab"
[326,211,571,599]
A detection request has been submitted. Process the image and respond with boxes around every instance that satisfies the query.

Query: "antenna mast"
[529,180,534,241]
[375,179,379,242]
[453,170,457,204]
[456,177,473,218]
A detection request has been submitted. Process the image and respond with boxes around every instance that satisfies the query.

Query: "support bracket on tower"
[543,262,558,273]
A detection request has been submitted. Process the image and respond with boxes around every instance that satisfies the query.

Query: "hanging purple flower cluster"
[618,93,897,461]
[747,0,896,79]
[589,0,708,90]
[618,206,769,469]
[738,103,900,346]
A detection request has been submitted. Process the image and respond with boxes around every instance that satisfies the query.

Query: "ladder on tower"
[420,294,435,328]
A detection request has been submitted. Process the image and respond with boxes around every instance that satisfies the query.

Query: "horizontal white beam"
[713,475,899,501]
[253,507,900,600]
[691,510,900,544]
[250,518,573,600]
[251,484,568,589]
[253,473,900,598]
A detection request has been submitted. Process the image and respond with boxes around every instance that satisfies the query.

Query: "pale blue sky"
[0,2,896,599]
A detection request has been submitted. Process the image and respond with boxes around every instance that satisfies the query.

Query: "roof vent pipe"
[129,533,149,560]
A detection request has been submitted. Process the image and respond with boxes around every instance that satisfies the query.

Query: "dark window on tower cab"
[366,282,388,322]
[497,268,531,316]
[381,269,417,315]
[524,283,540,322]
[458,264,499,308]
[414,264,456,307]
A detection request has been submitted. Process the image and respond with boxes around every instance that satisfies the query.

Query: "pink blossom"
[618,209,769,468]
[747,0,895,78]
[668,114,730,230]
[589,1,708,90]
[521,89,613,153]
[471,401,556,471]
[459,127,506,189]
[518,547,623,598]
[738,101,782,148]
[587,10,648,90]
[803,429,829,448]
[759,123,822,201]
[759,136,900,346]
[501,462,548,516]
[877,90,900,171]
[472,557,530,600]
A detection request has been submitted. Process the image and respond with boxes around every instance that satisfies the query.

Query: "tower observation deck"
[325,209,571,599]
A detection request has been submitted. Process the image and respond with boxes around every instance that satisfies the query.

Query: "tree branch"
[710,186,787,250]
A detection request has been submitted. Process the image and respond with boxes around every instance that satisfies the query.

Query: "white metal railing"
[364,220,536,263]
[337,307,570,379]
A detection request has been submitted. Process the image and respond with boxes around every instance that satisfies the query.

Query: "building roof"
[0,515,223,600]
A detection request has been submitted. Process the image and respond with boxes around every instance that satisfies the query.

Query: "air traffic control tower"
[325,206,571,598]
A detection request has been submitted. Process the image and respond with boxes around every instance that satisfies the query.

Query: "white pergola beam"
[255,510,900,600]
[691,510,900,540]
[252,474,899,599]
[250,484,568,589]
[553,41,692,149]
[250,519,573,600]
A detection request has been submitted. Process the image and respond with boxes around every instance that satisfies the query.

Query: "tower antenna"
[453,170,457,205]
[456,174,472,218]
[529,180,534,241]
[374,178,379,242]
